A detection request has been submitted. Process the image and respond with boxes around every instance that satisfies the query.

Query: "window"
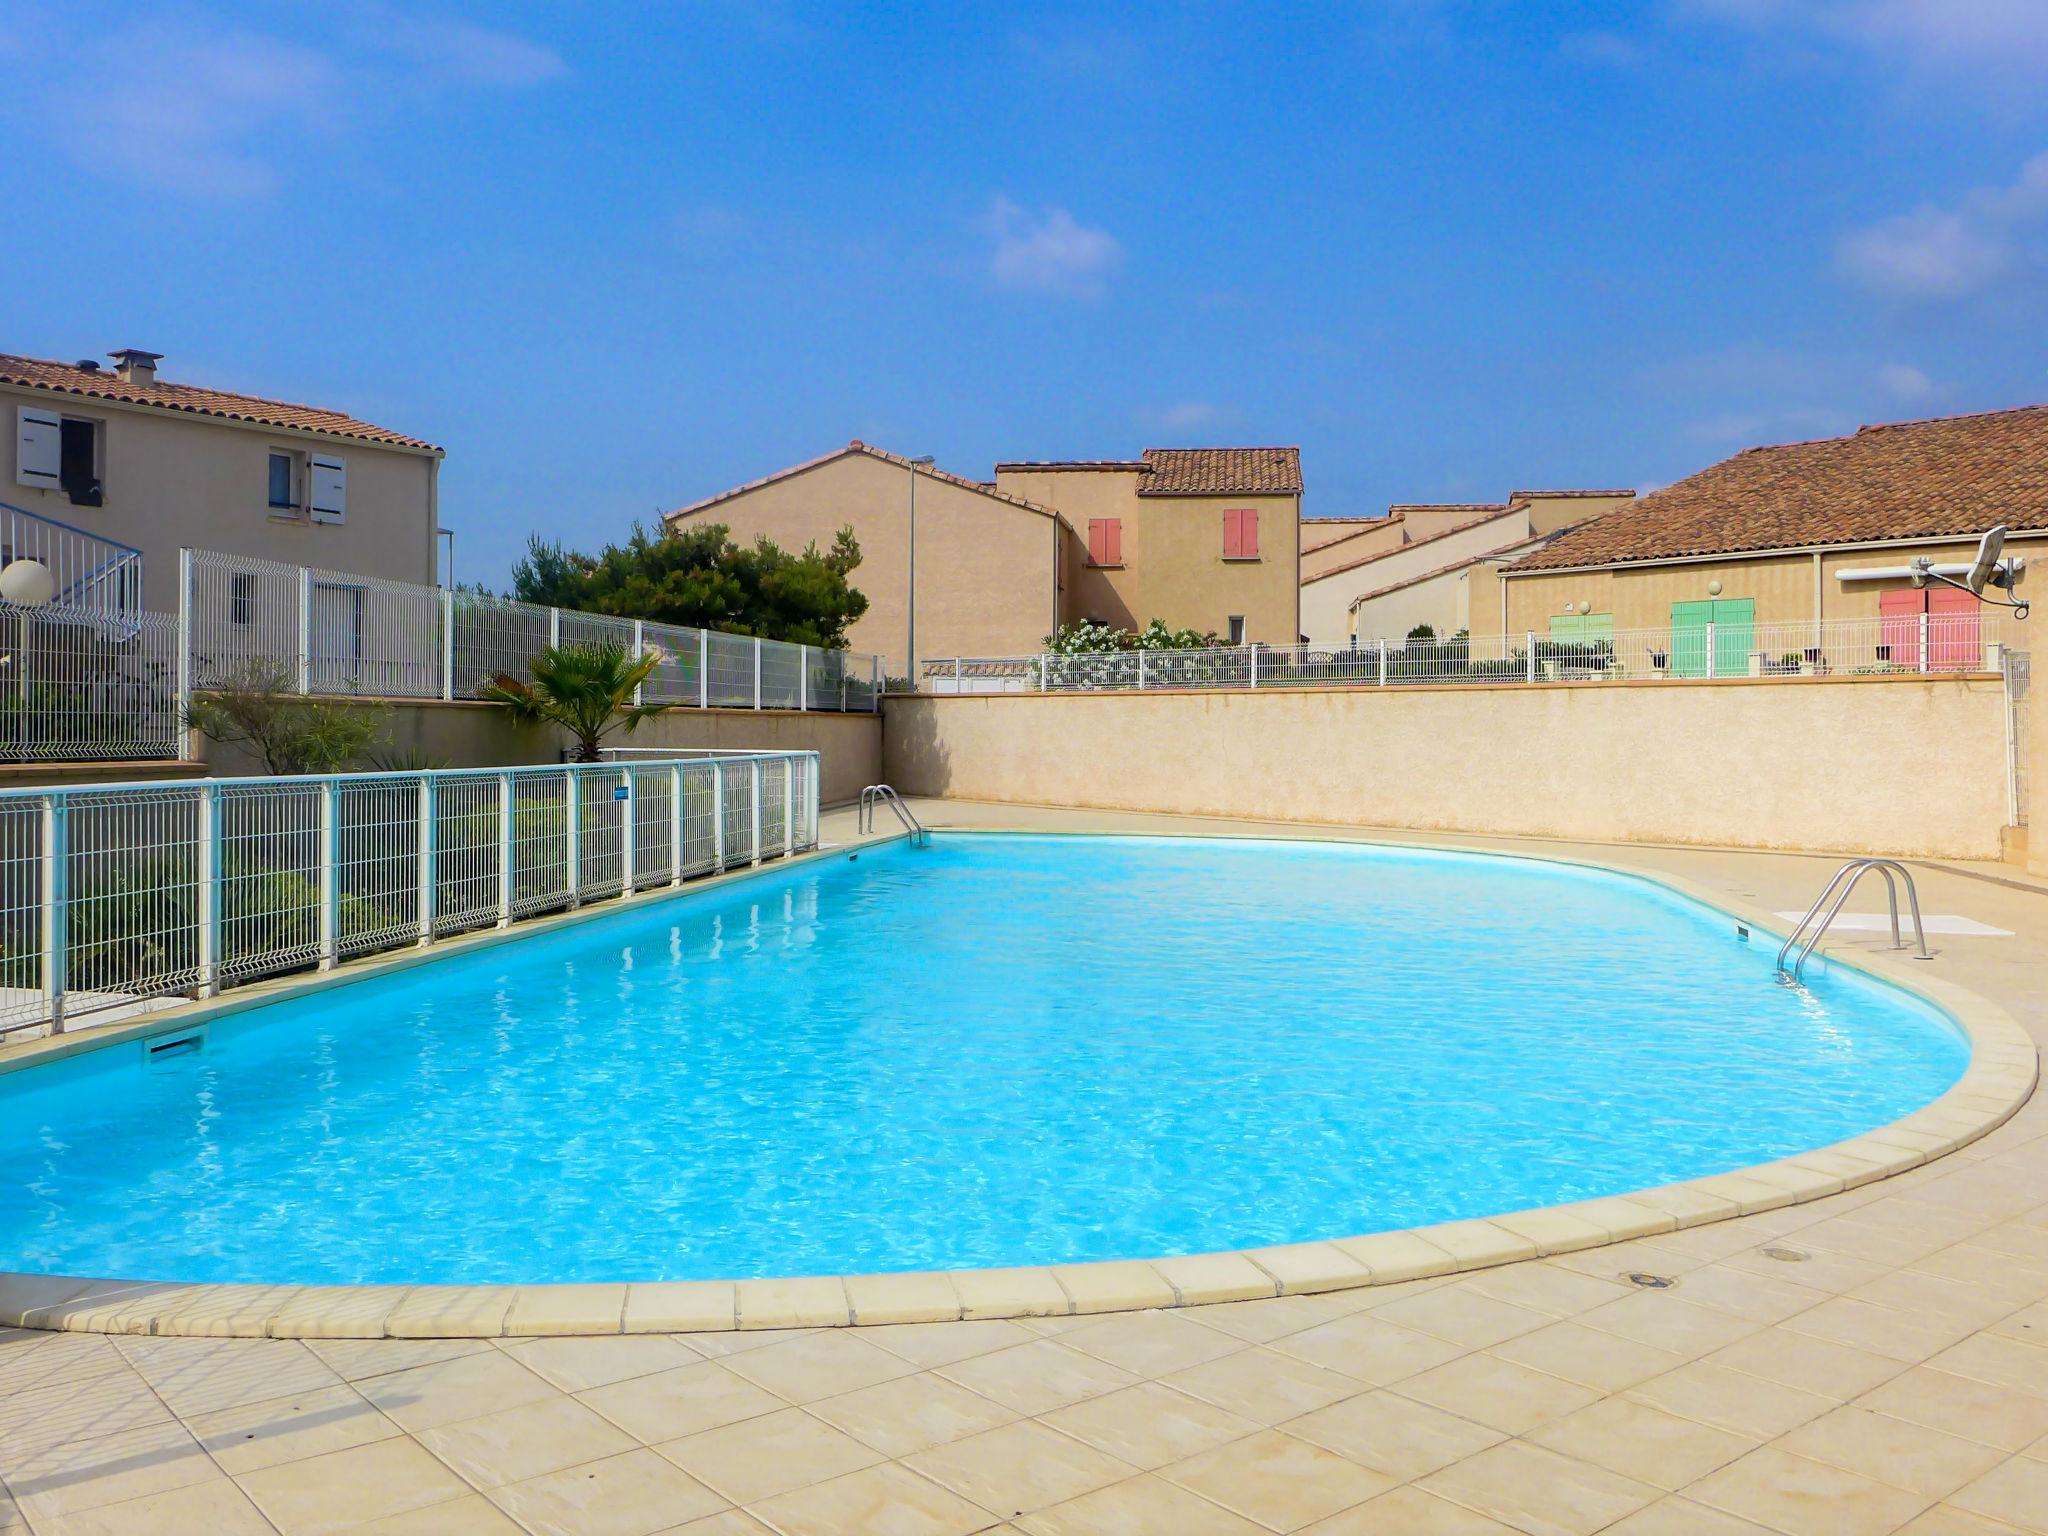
[230,572,257,627]
[1227,615,1246,645]
[267,452,296,511]
[1222,508,1260,560]
[58,420,101,506]
[1086,517,1122,566]
[17,408,102,506]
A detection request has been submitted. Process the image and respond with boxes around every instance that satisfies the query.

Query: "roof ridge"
[666,441,1065,524]
[1854,401,2048,435]
[1303,504,1529,585]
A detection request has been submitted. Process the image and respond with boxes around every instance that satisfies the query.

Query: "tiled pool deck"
[3,800,2046,1534]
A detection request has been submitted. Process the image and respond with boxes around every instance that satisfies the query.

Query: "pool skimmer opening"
[1626,1271,1676,1289]
[1761,1245,1812,1263]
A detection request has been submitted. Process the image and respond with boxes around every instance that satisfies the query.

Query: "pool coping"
[0,823,2034,1340]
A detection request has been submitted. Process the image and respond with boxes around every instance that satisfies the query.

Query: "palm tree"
[478,641,672,762]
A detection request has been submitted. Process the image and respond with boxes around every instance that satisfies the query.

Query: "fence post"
[297,567,313,695]
[440,589,455,702]
[871,654,883,711]
[417,777,436,945]
[782,756,795,858]
[1525,631,1537,684]
[175,548,194,752]
[698,630,710,709]
[799,645,809,711]
[41,794,66,1034]
[1248,646,1259,690]
[711,761,727,872]
[808,755,821,847]
[1136,651,1146,690]
[195,783,220,997]
[620,767,636,894]
[670,764,684,885]
[750,759,763,864]
[752,637,763,710]
[1918,610,1930,674]
[564,768,581,908]
[549,607,561,648]
[1378,638,1389,687]
[496,773,515,926]
[317,778,339,970]
[632,620,646,707]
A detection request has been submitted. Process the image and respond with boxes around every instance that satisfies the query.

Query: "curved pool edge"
[0,830,2035,1340]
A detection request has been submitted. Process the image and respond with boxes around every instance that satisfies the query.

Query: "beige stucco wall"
[1519,492,1635,536]
[667,453,1059,677]
[1345,562,1478,642]
[192,699,883,806]
[4,383,439,612]
[883,676,2010,858]
[1497,533,2046,640]
[996,466,1301,644]
[1300,517,1384,552]
[1300,508,1534,645]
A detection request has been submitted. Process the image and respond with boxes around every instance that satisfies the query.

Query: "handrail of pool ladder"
[858,784,929,847]
[1776,858,1932,983]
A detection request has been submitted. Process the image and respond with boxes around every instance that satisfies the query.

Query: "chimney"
[109,348,163,386]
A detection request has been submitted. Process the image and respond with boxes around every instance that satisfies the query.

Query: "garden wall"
[883,674,2011,859]
[193,699,884,806]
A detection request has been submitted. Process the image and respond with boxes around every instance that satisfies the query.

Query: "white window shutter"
[16,407,61,489]
[309,454,346,523]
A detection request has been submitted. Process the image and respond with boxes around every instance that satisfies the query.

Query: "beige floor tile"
[669,1328,810,1358]
[1894,1502,2047,1535]
[1282,1386,1505,1479]
[1457,1261,1634,1319]
[352,1493,528,1533]
[1372,1285,1553,1349]
[1056,1310,1243,1375]
[577,1360,786,1444]
[185,1381,400,1474]
[858,1318,1039,1369]
[1948,1455,2048,1534]
[659,1513,779,1536]
[1527,1395,1758,1489]
[1925,1333,2048,1396]
[1490,1320,1690,1393]
[0,1331,131,1396]
[1781,1294,1975,1363]
[1661,1263,1832,1324]
[303,1336,493,1381]
[355,1348,558,1433]
[1705,1326,1910,1400]
[1577,1290,1760,1357]
[655,1406,882,1505]
[114,1336,345,1419]
[501,1334,700,1393]
[1623,1359,1839,1440]
[1687,1446,1934,1536]
[933,1339,1137,1417]
[1594,1494,1781,1534]
[1160,1427,1394,1530]
[237,1437,474,1536]
[1299,1484,1525,1534]
[1778,1404,2008,1499]
[1038,1381,1257,1471]
[1856,1365,2048,1452]
[1181,1293,1360,1344]
[0,1364,176,1461]
[1266,1312,1470,1386]
[486,1447,727,1536]
[5,1420,221,1524]
[1417,1438,1661,1536]
[1017,1472,1265,1535]
[719,1328,919,1404]
[417,1393,637,1490]
[806,1371,1018,1458]
[25,1476,276,1535]
[1163,1344,1369,1424]
[1394,1351,1603,1436]
[1718,1242,1892,1296]
[903,1420,1137,1519]
[746,1462,995,1536]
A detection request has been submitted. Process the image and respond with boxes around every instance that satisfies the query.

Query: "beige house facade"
[3,349,441,612]
[1496,406,2048,650]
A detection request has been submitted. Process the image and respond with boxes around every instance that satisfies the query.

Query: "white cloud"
[0,6,564,198]
[1562,31,1647,68]
[1836,152,2048,301]
[978,197,1122,299]
[1877,362,1934,401]
[1685,0,2048,75]
[1140,401,1227,433]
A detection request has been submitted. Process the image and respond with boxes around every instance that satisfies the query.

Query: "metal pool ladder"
[1775,859,1932,983]
[859,784,929,847]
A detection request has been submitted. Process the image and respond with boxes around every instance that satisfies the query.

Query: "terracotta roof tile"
[1138,446,1302,495]
[1509,405,2048,573]
[0,352,438,451]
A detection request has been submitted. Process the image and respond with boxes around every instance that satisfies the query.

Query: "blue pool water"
[0,834,1966,1286]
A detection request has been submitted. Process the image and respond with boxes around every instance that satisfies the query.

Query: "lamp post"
[906,454,934,685]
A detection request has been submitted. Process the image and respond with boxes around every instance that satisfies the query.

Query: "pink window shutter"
[1106,518,1122,565]
[1088,519,1108,565]
[1242,509,1259,557]
[1222,509,1241,558]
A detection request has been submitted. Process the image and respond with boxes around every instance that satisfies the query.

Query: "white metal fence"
[922,615,2028,694]
[0,604,180,760]
[181,549,883,713]
[0,751,819,1039]
[0,500,145,620]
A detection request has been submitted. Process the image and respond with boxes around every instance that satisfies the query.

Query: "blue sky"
[3,1,2046,589]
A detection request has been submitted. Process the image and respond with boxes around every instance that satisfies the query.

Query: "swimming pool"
[0,833,1968,1287]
